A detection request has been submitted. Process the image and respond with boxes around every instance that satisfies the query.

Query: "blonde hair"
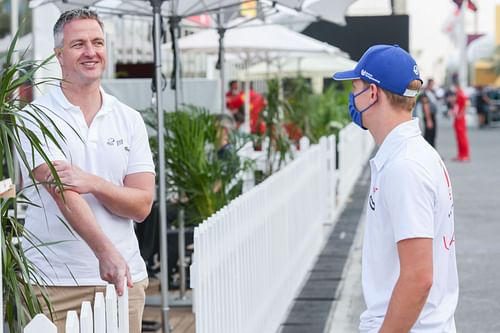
[381,80,422,111]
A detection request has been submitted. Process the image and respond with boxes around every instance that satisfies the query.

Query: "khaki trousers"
[34,278,148,333]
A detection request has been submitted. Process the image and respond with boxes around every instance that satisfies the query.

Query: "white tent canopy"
[243,54,356,79]
[264,0,358,28]
[242,54,356,93]
[178,18,341,56]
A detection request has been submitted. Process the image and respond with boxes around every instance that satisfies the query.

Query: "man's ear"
[369,83,378,99]
[54,48,63,64]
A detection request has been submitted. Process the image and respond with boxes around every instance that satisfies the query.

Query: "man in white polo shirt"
[332,45,458,332]
[18,9,154,332]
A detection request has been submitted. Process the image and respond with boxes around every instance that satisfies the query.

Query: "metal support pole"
[151,0,170,332]
[458,2,468,87]
[217,12,226,113]
[10,0,19,59]
[170,15,181,112]
[10,0,20,188]
[178,205,186,299]
[170,0,188,303]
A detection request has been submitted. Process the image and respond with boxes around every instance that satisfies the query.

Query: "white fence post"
[94,292,106,333]
[23,314,57,333]
[299,136,310,151]
[105,285,118,333]
[66,310,79,333]
[80,301,93,333]
[118,281,129,333]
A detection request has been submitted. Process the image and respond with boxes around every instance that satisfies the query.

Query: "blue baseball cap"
[333,44,422,97]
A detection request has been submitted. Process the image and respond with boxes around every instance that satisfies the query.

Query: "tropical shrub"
[144,106,252,225]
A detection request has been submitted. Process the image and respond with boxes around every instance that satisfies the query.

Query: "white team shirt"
[19,85,155,285]
[360,119,459,332]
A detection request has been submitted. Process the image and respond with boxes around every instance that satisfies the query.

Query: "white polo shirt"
[359,119,458,332]
[19,85,155,286]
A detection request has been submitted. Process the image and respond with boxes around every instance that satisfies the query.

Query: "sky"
[345,0,500,85]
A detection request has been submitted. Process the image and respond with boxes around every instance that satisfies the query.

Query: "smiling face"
[55,18,106,87]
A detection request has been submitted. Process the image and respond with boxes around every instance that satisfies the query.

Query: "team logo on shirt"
[106,137,126,150]
[443,233,455,250]
[369,195,375,211]
[439,160,455,250]
[439,160,452,201]
[368,186,378,211]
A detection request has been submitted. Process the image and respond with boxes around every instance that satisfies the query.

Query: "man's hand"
[96,244,133,296]
[46,160,95,194]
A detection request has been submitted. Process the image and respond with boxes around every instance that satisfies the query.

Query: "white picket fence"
[23,283,129,333]
[190,125,373,333]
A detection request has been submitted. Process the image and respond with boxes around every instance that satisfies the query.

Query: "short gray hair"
[53,8,104,48]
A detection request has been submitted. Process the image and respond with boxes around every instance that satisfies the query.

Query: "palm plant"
[263,79,294,176]
[285,78,350,143]
[308,83,350,141]
[1,32,66,331]
[145,106,252,225]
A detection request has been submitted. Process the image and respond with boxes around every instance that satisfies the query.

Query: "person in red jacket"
[450,74,470,162]
[225,80,244,128]
[248,82,266,134]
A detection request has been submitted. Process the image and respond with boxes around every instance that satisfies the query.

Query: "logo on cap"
[413,65,419,76]
[360,69,380,83]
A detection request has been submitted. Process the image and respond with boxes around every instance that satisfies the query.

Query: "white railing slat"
[23,314,57,333]
[80,301,93,333]
[105,285,119,333]
[66,310,79,333]
[118,281,129,333]
[94,292,106,333]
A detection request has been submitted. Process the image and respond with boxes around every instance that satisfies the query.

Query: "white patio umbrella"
[264,0,358,29]
[178,18,339,54]
[177,17,342,130]
[244,54,356,80]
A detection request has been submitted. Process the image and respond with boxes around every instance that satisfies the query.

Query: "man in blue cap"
[333,45,458,332]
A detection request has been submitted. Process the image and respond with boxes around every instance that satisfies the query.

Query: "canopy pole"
[216,11,226,113]
[170,14,181,112]
[169,3,188,300]
[151,0,170,332]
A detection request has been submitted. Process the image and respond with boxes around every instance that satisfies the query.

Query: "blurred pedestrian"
[450,74,470,162]
[420,78,439,147]
[333,44,458,333]
[248,82,267,134]
[225,80,244,128]
[475,85,491,128]
[444,88,456,119]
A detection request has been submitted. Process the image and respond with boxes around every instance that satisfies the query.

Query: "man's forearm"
[54,190,115,257]
[90,176,153,222]
[379,276,431,333]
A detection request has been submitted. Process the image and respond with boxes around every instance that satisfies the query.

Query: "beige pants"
[34,278,148,333]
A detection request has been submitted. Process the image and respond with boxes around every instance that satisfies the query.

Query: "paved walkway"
[325,114,500,332]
